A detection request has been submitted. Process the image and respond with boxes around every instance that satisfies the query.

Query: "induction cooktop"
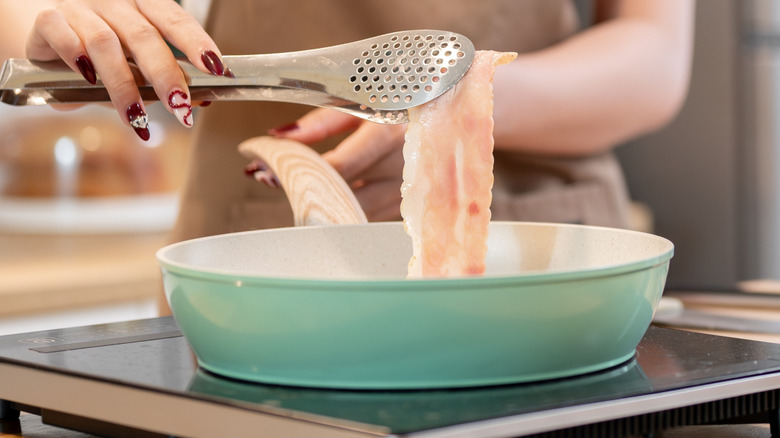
[0,317,779,438]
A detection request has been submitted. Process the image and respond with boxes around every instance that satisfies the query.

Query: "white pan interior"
[158,222,674,281]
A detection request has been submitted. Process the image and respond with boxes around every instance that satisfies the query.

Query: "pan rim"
[156,221,674,290]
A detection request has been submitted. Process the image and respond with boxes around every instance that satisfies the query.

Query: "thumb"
[323,122,406,181]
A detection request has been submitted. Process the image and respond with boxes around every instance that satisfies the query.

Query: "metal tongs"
[0,30,475,124]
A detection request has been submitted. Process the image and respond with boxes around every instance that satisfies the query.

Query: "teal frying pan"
[157,221,673,389]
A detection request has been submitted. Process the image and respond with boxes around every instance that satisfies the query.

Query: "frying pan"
[157,220,672,390]
[157,137,673,389]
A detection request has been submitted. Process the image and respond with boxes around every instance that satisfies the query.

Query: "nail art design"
[75,55,97,84]
[201,50,225,76]
[268,122,300,136]
[168,90,193,127]
[127,102,150,141]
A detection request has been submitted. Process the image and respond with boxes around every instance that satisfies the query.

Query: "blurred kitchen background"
[0,102,191,335]
[2,0,780,335]
[618,0,780,293]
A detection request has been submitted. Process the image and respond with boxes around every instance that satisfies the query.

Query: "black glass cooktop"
[1,317,780,437]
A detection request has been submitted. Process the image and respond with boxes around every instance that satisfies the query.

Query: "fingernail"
[268,122,299,136]
[255,171,281,188]
[199,101,212,107]
[168,89,193,127]
[75,55,97,84]
[201,50,225,76]
[224,67,235,78]
[244,162,264,177]
[244,162,280,188]
[127,102,150,141]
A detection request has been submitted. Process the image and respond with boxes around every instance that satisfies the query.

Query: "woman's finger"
[271,108,362,144]
[135,0,226,76]
[347,146,404,220]
[26,0,221,137]
[341,139,404,184]
[352,178,403,221]
[321,121,406,181]
[27,9,96,84]
[92,1,194,130]
[49,2,152,140]
[29,3,149,139]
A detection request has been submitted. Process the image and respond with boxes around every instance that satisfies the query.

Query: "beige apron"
[169,0,631,244]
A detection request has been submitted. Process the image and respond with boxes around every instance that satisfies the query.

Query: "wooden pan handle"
[238,136,368,226]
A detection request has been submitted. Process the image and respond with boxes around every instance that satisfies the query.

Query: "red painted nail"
[127,102,150,141]
[201,50,225,76]
[244,162,262,177]
[75,55,97,84]
[268,122,299,136]
[199,100,212,107]
[169,89,193,127]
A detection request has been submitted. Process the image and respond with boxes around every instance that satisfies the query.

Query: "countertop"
[0,232,167,317]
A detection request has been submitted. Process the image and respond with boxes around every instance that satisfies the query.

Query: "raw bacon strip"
[401,51,517,278]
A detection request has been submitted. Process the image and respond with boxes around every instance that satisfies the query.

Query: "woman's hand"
[25,0,227,139]
[271,108,408,221]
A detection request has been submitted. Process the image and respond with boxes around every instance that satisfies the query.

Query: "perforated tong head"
[0,30,475,124]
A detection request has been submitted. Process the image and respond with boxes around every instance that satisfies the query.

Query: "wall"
[616,0,742,290]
